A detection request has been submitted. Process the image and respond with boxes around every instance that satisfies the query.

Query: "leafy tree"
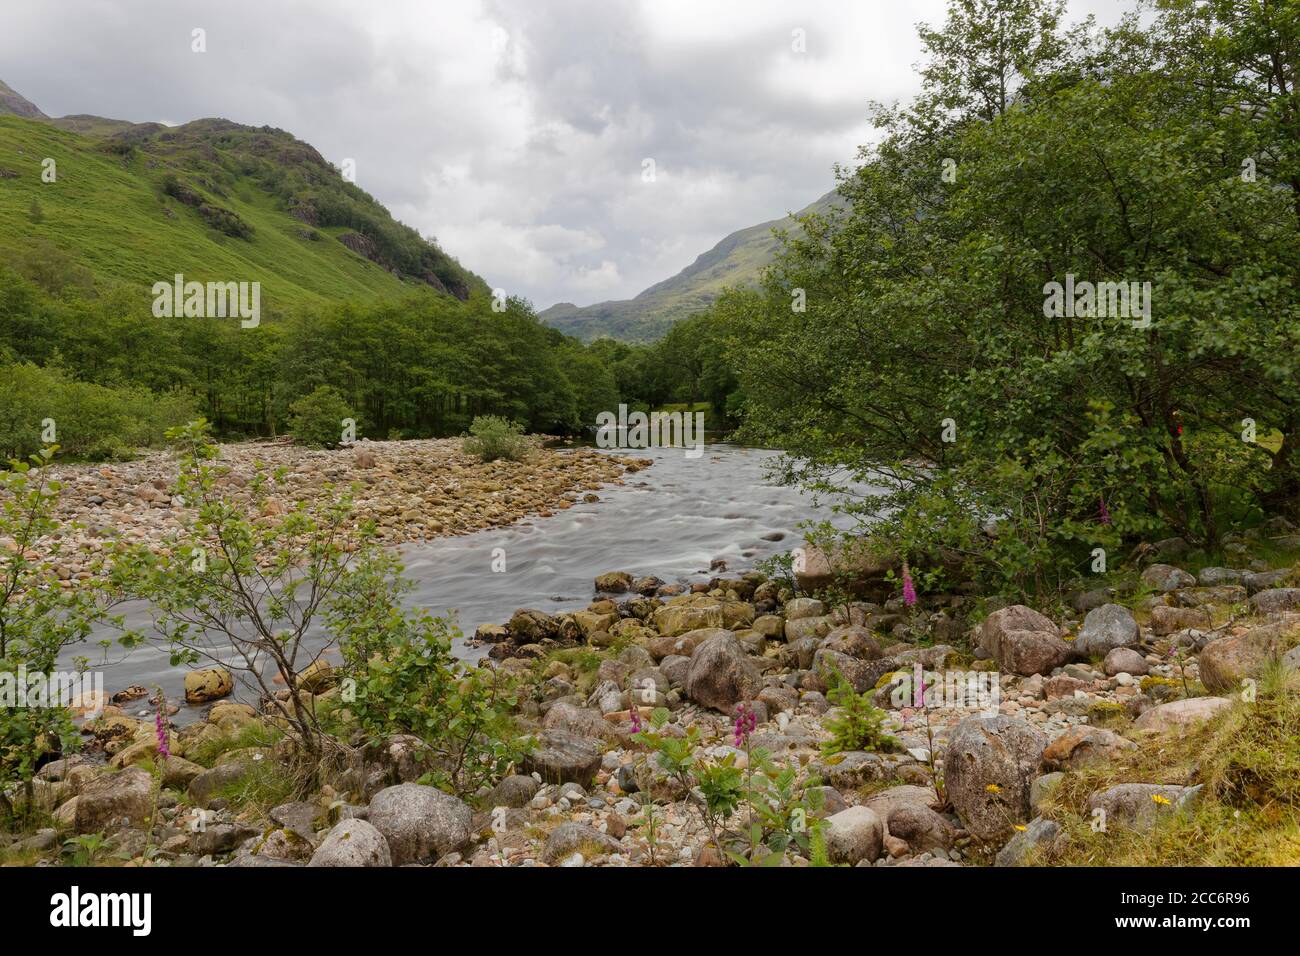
[287,385,355,448]
[0,449,133,821]
[117,422,387,771]
[706,0,1300,598]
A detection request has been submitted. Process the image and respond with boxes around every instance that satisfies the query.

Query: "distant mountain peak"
[538,189,844,342]
[0,79,48,119]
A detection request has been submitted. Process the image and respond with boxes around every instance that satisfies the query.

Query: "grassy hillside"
[0,88,487,312]
[540,189,843,342]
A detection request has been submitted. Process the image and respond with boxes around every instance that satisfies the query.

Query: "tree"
[718,0,1299,597]
[118,422,391,772]
[0,449,133,820]
[287,385,356,448]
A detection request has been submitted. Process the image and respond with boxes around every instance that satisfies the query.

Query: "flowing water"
[67,441,864,721]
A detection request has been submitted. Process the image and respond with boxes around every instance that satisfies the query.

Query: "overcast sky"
[1,0,1131,308]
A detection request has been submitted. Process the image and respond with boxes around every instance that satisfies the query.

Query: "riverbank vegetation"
[640,0,1300,601]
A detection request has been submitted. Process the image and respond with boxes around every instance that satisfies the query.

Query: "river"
[67,441,863,720]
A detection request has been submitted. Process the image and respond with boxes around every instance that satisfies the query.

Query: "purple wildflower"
[1099,497,1112,525]
[902,563,917,607]
[733,702,757,748]
[155,690,170,760]
[629,707,642,735]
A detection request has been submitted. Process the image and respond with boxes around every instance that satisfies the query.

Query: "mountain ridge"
[539,189,843,342]
[0,79,487,307]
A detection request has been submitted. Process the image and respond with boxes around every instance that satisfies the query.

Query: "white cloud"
[0,0,1136,309]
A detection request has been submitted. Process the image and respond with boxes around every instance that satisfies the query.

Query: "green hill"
[0,81,487,311]
[539,189,843,342]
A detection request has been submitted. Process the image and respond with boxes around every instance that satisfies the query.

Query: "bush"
[338,610,526,797]
[461,415,534,463]
[0,450,125,823]
[287,385,355,448]
[0,363,197,461]
[821,672,899,756]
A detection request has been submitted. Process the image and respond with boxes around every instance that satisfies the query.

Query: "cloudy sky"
[1,0,1130,308]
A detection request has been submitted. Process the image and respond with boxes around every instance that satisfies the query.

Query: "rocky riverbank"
[17,438,648,583]
[9,526,1300,868]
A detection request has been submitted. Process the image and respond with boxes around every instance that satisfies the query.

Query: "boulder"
[1103,646,1149,677]
[542,822,622,864]
[1197,567,1243,587]
[822,625,882,660]
[572,610,619,638]
[1173,585,1246,608]
[1141,564,1195,592]
[187,761,251,808]
[823,806,884,865]
[784,615,834,642]
[543,702,621,743]
[684,632,761,711]
[881,803,955,853]
[74,767,154,834]
[818,751,889,790]
[1030,772,1064,814]
[1040,726,1137,770]
[486,775,540,809]
[1149,605,1211,637]
[1250,588,1300,615]
[309,819,393,867]
[994,630,1072,677]
[995,816,1063,866]
[190,823,258,856]
[1074,604,1139,656]
[1242,569,1290,595]
[183,667,233,704]
[508,609,559,643]
[1199,626,1287,693]
[1133,696,1232,732]
[367,783,472,865]
[160,756,205,791]
[1088,783,1201,831]
[977,606,1071,676]
[784,598,826,620]
[794,540,897,596]
[521,731,603,787]
[653,603,724,637]
[594,571,633,593]
[979,606,1056,648]
[944,716,1047,840]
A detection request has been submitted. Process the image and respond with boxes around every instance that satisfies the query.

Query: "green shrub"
[339,609,526,797]
[461,415,534,463]
[821,672,899,756]
[287,385,355,448]
[0,363,197,461]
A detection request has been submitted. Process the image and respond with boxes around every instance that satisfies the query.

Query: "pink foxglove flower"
[629,707,642,735]
[1099,497,1112,525]
[155,690,170,760]
[902,563,917,607]
[733,702,757,748]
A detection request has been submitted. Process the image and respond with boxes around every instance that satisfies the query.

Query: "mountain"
[0,79,46,119]
[539,190,843,342]
[0,80,487,309]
